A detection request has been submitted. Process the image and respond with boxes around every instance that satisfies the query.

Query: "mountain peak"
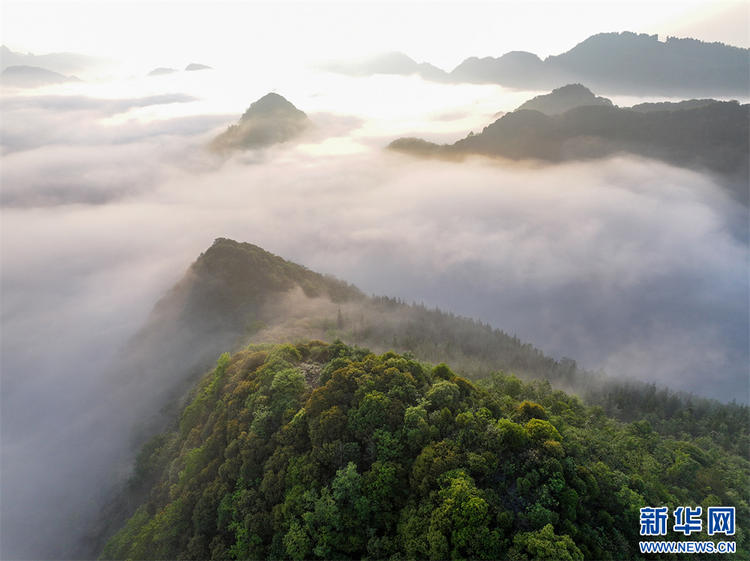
[164,238,363,325]
[147,67,177,77]
[239,92,306,121]
[210,93,312,152]
[185,63,211,71]
[514,83,613,115]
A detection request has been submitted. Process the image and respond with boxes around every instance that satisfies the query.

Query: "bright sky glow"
[4,1,746,136]
[2,2,748,74]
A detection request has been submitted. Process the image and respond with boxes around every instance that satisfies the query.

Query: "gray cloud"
[1,93,199,116]
[259,155,747,402]
[1,92,223,156]
[1,93,229,205]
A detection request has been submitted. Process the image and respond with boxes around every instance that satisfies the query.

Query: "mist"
[2,60,748,559]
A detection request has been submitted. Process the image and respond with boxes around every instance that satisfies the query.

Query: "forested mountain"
[209,93,313,152]
[388,97,750,205]
[323,32,749,97]
[101,239,364,432]
[101,341,749,560]
[93,239,749,559]
[115,239,750,450]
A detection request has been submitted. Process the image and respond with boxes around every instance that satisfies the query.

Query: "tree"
[511,524,583,561]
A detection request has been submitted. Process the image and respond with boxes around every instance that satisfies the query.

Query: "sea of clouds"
[2,64,748,559]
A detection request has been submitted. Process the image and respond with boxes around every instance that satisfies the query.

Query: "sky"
[2,1,750,70]
[1,2,749,560]
[3,1,748,77]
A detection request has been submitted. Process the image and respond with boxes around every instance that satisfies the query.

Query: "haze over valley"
[2,3,749,559]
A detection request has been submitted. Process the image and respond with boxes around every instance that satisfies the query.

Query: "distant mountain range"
[1,45,212,84]
[1,44,114,79]
[147,67,177,77]
[0,44,150,84]
[323,32,749,96]
[148,65,213,75]
[319,50,448,81]
[1,64,84,88]
[388,85,749,204]
[209,93,314,152]
[185,63,211,71]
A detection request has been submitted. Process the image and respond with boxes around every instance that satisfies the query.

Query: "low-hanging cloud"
[238,154,747,400]
[2,93,199,116]
[1,92,230,205]
[2,83,748,559]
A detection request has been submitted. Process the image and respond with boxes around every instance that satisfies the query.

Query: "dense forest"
[325,299,750,461]
[101,340,748,560]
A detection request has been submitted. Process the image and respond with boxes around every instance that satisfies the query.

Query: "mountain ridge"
[1,64,83,87]
[387,92,749,205]
[324,32,749,96]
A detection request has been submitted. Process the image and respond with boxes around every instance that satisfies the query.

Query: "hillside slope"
[109,238,363,418]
